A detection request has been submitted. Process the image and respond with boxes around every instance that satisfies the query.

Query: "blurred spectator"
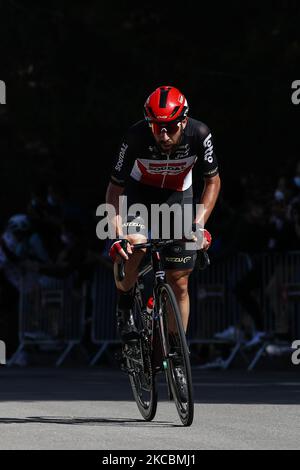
[286,199,300,248]
[273,176,292,203]
[291,160,300,197]
[27,183,49,223]
[267,198,288,251]
[0,213,50,276]
[214,200,269,346]
[26,182,62,260]
[267,171,300,252]
[0,214,50,359]
[45,181,65,224]
[26,179,93,261]
[35,217,98,285]
[46,180,91,226]
[287,162,300,223]
[291,200,300,240]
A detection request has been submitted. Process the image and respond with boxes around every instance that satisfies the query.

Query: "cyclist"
[106,85,221,343]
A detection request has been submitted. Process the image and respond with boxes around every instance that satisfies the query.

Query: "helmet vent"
[169,106,180,118]
[159,88,171,108]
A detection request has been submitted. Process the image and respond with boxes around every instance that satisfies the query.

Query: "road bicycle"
[116,238,209,427]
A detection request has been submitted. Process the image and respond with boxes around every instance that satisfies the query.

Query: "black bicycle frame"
[133,242,176,363]
[133,239,176,282]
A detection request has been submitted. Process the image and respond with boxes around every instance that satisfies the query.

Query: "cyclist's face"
[150,118,188,152]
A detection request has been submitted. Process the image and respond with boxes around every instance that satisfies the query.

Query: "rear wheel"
[158,283,194,426]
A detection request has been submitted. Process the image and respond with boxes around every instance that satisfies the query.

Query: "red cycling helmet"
[144,86,189,123]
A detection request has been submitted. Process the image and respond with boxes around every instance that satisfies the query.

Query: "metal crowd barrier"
[188,253,251,368]
[89,258,154,365]
[189,253,251,339]
[262,251,300,335]
[248,251,300,370]
[8,275,87,367]
[89,265,119,365]
[89,251,300,369]
[89,253,251,367]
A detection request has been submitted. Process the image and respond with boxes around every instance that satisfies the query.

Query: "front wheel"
[157,284,194,426]
[126,295,157,421]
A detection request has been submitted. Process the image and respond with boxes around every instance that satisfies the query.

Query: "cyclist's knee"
[166,270,191,300]
[167,269,192,283]
[126,234,147,249]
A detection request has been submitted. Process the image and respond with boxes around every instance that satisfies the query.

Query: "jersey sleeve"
[110,137,132,187]
[196,123,219,178]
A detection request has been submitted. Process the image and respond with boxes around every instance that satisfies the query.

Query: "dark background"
[0,1,300,364]
[0,1,299,226]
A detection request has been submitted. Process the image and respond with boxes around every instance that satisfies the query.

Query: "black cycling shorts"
[121,178,197,270]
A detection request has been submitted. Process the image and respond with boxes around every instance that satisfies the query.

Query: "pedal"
[117,357,134,376]
[154,365,163,375]
[168,352,177,358]
[120,363,128,374]
[124,366,136,376]
[114,352,127,372]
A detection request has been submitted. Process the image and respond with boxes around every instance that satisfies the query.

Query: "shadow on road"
[1,367,300,405]
[0,416,176,427]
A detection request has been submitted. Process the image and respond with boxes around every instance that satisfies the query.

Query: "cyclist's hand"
[191,224,212,251]
[202,229,212,250]
[109,239,132,262]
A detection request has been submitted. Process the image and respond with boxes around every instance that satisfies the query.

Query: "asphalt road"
[0,367,300,450]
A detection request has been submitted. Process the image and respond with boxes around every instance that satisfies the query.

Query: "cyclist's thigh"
[161,241,197,271]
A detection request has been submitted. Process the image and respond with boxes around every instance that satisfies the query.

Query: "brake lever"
[196,250,210,270]
[117,260,126,281]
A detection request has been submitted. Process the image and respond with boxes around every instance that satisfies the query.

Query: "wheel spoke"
[125,295,157,421]
[159,284,194,426]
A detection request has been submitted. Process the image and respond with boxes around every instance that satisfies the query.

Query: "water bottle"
[146,296,154,315]
[144,296,154,335]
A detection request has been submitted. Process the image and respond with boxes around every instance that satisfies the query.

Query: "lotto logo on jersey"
[203,133,214,163]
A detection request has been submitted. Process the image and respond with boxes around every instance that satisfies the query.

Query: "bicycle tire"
[157,283,194,426]
[126,295,158,421]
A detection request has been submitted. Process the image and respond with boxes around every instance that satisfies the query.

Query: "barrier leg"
[247,342,267,371]
[222,342,243,369]
[6,343,25,367]
[89,342,109,366]
[56,341,77,367]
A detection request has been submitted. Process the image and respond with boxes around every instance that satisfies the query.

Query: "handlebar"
[196,249,210,270]
[117,261,126,282]
[116,239,210,282]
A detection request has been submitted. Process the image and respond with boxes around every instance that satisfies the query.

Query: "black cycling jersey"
[110,117,219,191]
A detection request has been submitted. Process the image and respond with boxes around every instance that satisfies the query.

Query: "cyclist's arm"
[106,133,133,238]
[194,122,221,226]
[194,174,221,226]
[105,182,125,238]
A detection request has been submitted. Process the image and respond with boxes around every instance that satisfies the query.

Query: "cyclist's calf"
[114,234,147,291]
[166,269,192,332]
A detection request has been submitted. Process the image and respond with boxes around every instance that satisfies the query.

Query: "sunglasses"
[150,121,181,135]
